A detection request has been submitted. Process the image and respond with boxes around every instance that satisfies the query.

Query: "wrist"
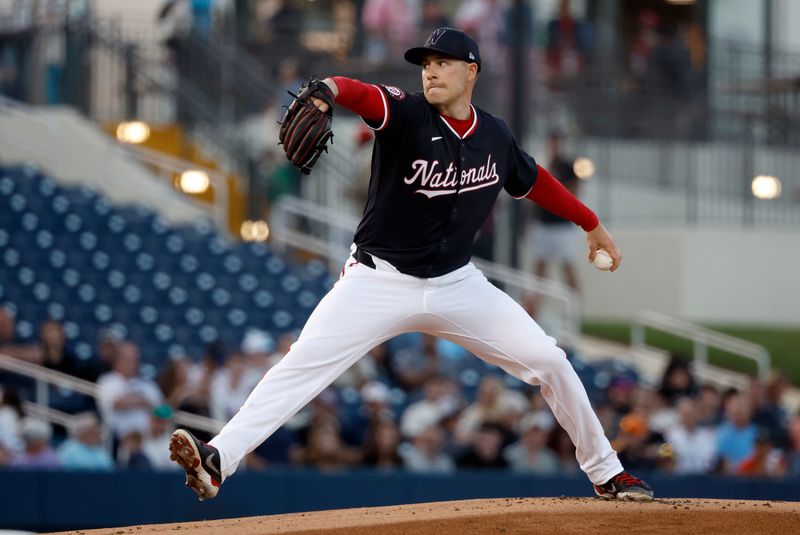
[323,77,339,98]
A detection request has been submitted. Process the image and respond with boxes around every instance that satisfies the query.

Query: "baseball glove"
[278,79,335,175]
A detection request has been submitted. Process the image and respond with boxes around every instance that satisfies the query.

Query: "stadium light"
[179,170,210,194]
[241,220,269,242]
[115,121,150,144]
[573,157,596,180]
[751,175,782,200]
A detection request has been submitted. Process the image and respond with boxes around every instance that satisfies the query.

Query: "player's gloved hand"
[586,223,621,272]
[278,78,335,174]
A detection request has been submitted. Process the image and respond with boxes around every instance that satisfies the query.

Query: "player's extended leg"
[425,264,652,499]
[170,261,424,499]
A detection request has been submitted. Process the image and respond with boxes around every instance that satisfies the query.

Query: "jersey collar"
[438,105,478,140]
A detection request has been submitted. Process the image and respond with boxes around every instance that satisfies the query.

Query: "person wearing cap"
[170,27,652,502]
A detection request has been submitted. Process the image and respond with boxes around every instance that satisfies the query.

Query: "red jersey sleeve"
[526,164,599,231]
[331,76,385,123]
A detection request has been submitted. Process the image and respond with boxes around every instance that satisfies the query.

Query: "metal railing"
[0,353,224,435]
[121,144,230,235]
[270,195,581,344]
[630,310,771,380]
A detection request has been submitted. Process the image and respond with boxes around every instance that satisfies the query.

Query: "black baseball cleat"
[593,472,654,501]
[169,429,222,501]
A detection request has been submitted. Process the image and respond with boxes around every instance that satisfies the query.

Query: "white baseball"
[593,249,614,271]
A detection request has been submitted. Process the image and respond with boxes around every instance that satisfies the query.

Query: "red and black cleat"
[169,429,222,501]
[593,472,654,501]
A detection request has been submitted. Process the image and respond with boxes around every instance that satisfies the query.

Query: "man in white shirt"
[665,397,717,475]
[97,342,163,440]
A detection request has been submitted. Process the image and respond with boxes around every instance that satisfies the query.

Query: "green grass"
[582,322,800,385]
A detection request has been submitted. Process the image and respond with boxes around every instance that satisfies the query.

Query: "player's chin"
[424,89,445,104]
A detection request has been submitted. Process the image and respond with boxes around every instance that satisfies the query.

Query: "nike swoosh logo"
[431,136,443,141]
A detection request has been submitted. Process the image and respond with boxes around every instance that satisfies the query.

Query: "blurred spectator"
[0,0,34,100]
[393,334,445,392]
[629,9,659,79]
[716,393,757,474]
[158,0,192,52]
[82,327,123,383]
[454,375,527,445]
[665,397,717,475]
[547,425,580,474]
[399,423,455,473]
[0,443,10,466]
[400,375,461,438]
[157,356,205,413]
[10,417,59,468]
[364,342,400,387]
[503,411,559,474]
[0,305,42,363]
[695,384,723,426]
[267,0,303,53]
[360,381,394,424]
[456,421,509,469]
[545,0,592,87]
[419,0,449,38]
[456,0,504,72]
[612,413,670,472]
[241,328,275,375]
[96,342,163,440]
[210,351,258,421]
[39,319,82,378]
[117,431,152,470]
[749,374,790,448]
[789,413,800,477]
[648,24,693,100]
[142,405,179,470]
[362,417,402,470]
[658,355,696,404]
[736,428,787,479]
[57,412,114,471]
[362,0,418,63]
[0,387,23,452]
[527,132,582,307]
[302,420,354,471]
[602,376,635,423]
[645,390,678,436]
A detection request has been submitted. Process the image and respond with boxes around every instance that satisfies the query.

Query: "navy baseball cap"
[405,27,482,72]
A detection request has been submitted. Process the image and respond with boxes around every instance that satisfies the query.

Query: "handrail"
[120,144,230,236]
[271,196,581,344]
[630,311,771,379]
[0,353,224,434]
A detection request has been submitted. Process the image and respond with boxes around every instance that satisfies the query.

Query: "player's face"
[421,54,473,106]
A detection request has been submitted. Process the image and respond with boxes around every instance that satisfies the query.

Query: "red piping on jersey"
[331,76,386,125]
[526,164,599,232]
[439,107,477,138]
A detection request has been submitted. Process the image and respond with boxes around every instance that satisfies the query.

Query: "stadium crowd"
[1,303,798,480]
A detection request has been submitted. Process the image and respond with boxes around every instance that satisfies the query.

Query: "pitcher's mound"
[53,497,799,535]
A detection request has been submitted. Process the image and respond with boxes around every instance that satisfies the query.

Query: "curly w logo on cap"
[425,28,447,47]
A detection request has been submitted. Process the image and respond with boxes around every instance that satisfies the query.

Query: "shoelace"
[613,473,644,487]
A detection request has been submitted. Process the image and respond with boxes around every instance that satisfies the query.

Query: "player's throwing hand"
[586,223,621,272]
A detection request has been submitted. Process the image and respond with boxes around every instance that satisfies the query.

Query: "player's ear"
[467,63,478,82]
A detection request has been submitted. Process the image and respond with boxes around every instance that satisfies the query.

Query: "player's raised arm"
[525,164,622,271]
[319,76,385,123]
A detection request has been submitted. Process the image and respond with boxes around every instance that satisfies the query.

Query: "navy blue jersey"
[354,84,538,277]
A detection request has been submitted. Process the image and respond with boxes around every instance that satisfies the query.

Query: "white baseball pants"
[210,254,623,484]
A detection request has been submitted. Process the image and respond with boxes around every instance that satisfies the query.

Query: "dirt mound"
[52,497,799,535]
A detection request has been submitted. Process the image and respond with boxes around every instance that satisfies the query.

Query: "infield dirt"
[51,497,800,535]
